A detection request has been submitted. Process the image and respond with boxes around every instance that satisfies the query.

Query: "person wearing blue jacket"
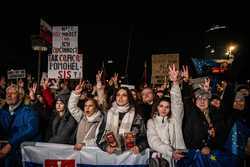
[0,84,40,167]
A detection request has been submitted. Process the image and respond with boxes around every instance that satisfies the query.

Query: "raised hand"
[130,146,140,154]
[112,73,118,83]
[91,85,97,95]
[75,79,85,95]
[96,70,103,82]
[42,78,49,90]
[0,144,12,158]
[168,64,179,84]
[200,77,210,92]
[29,82,37,101]
[74,143,85,151]
[172,150,184,160]
[106,145,116,154]
[112,73,119,88]
[181,65,189,82]
[18,79,24,88]
[108,78,114,86]
[51,79,60,89]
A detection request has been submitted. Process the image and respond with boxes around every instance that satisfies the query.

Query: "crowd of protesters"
[0,64,250,167]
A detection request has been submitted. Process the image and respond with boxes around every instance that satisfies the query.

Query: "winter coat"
[68,91,103,146]
[138,103,153,126]
[0,103,40,149]
[96,105,148,153]
[182,82,227,150]
[147,84,186,167]
[48,109,77,144]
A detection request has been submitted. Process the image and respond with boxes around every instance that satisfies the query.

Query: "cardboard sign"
[151,53,179,84]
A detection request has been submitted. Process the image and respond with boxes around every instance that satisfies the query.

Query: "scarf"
[9,100,22,115]
[105,102,135,136]
[203,109,212,126]
[76,110,102,144]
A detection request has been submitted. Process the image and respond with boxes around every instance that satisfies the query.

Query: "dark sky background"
[1,16,249,85]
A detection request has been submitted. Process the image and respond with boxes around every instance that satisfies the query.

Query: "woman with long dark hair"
[147,64,186,167]
[96,87,148,154]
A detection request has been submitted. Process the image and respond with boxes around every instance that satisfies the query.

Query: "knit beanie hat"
[55,94,69,105]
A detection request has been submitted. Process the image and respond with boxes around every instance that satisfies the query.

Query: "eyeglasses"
[196,96,208,101]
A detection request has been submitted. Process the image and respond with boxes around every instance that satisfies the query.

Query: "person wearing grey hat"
[194,88,212,100]
[181,71,227,156]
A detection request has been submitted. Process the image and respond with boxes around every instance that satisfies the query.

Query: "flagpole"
[124,24,133,83]
[37,50,41,83]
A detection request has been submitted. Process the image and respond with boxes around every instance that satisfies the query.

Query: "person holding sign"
[96,87,148,155]
[147,64,186,167]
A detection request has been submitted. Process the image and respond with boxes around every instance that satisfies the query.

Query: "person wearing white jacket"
[68,80,103,150]
[147,64,186,167]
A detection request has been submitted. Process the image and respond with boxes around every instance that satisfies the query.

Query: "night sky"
[1,16,249,85]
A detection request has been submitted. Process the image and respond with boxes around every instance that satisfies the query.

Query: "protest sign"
[151,53,179,84]
[7,69,26,80]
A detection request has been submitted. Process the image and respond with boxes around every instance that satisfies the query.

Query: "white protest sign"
[52,26,78,54]
[7,69,26,80]
[121,84,135,90]
[49,26,82,79]
[48,54,82,79]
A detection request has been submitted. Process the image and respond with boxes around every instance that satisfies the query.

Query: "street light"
[229,46,235,53]
[225,44,237,64]
[227,45,236,58]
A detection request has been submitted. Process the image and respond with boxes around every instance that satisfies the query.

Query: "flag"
[40,19,52,45]
[21,142,149,166]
